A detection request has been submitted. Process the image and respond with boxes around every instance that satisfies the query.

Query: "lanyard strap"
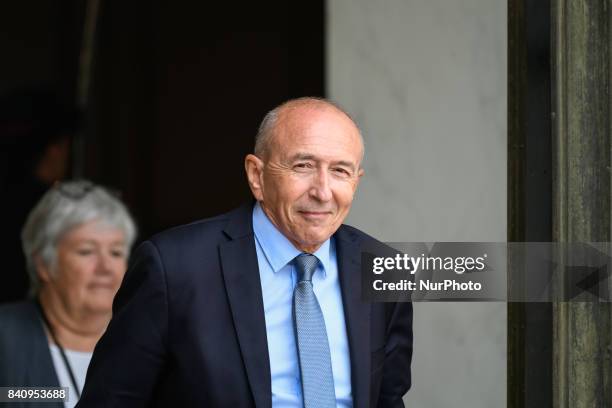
[35,300,82,400]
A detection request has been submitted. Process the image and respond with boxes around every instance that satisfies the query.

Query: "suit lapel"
[220,204,271,408]
[336,228,371,408]
[218,205,371,408]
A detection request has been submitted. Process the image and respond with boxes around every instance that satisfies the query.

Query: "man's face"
[246,106,364,253]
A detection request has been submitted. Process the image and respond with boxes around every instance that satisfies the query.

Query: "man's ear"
[354,167,365,189]
[245,154,265,201]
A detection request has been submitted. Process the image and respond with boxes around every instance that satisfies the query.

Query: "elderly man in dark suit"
[77,97,412,407]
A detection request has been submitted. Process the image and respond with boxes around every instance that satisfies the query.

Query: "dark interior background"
[88,1,325,239]
[0,0,324,301]
[1,0,325,240]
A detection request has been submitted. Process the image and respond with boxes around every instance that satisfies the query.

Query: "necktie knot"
[294,253,319,282]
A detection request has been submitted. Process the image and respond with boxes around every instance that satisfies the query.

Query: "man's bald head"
[245,96,365,253]
[254,97,363,161]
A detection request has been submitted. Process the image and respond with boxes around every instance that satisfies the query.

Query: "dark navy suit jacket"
[0,301,63,408]
[77,204,412,407]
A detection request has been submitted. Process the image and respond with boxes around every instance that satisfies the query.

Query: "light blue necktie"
[293,253,337,408]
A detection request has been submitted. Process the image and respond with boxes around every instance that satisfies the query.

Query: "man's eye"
[333,167,351,176]
[76,249,94,256]
[294,163,313,170]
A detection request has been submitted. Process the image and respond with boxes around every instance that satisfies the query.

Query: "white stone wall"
[328,0,507,406]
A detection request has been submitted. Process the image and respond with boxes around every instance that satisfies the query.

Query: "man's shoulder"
[337,224,398,257]
[337,223,382,246]
[150,213,230,246]
[147,203,252,252]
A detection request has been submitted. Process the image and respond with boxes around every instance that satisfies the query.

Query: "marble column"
[328,1,507,406]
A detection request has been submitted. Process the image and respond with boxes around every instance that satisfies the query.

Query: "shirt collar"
[252,202,332,277]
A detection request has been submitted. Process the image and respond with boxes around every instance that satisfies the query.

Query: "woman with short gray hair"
[0,180,136,408]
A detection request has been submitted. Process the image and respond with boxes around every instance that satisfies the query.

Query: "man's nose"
[309,169,333,202]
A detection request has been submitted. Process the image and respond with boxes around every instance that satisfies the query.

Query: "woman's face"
[41,220,128,316]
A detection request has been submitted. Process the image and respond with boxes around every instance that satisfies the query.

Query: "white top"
[48,344,92,408]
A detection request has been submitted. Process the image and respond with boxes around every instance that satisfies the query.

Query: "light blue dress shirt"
[252,202,353,407]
